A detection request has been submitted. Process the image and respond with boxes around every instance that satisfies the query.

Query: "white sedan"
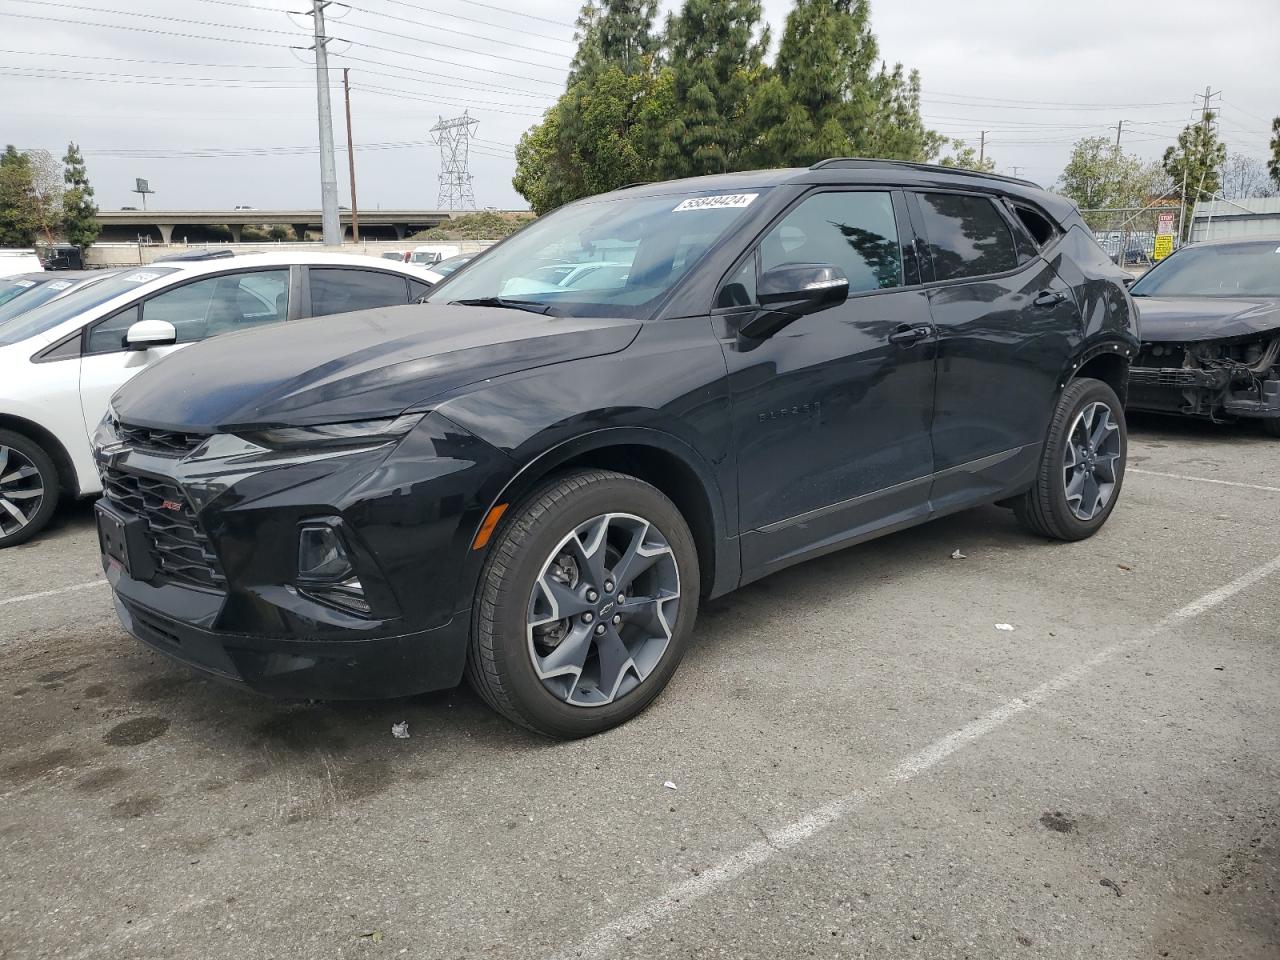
[0,251,436,546]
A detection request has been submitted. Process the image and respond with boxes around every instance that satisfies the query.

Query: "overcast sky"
[2,0,1276,212]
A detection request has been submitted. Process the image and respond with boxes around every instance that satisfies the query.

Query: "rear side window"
[917,193,1019,281]
[758,191,903,294]
[309,269,410,318]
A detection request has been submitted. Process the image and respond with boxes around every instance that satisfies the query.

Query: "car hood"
[1134,296,1280,343]
[111,303,641,432]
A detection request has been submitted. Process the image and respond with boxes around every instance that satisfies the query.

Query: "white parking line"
[1130,468,1280,494]
[0,579,108,607]
[550,551,1280,960]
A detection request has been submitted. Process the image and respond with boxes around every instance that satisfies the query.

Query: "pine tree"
[61,142,100,248]
[658,0,769,178]
[0,145,38,247]
[1163,113,1228,240]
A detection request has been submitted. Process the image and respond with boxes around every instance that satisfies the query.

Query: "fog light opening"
[298,524,352,581]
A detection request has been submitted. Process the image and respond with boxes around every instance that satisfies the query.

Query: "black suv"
[95,160,1138,738]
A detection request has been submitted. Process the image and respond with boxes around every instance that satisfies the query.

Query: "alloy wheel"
[526,512,681,708]
[0,445,45,541]
[1062,401,1122,521]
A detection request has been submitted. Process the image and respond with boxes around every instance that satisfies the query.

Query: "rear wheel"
[1015,378,1126,541]
[466,469,699,739]
[0,429,60,549]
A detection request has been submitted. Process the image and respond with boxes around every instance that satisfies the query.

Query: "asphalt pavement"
[1,412,1277,960]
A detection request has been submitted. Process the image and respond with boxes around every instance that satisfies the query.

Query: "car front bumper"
[112,588,469,699]
[94,413,512,700]
[1127,368,1280,419]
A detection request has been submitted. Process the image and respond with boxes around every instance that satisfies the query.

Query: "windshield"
[0,277,44,308]
[0,277,80,323]
[426,189,769,318]
[1130,242,1280,297]
[0,268,178,345]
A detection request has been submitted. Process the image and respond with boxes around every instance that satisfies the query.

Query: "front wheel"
[1015,378,1127,541]
[466,469,699,738]
[0,429,60,549]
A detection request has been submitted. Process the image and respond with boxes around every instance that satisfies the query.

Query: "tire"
[1014,378,1127,541]
[465,469,700,739]
[0,429,61,549]
[1262,418,1280,438]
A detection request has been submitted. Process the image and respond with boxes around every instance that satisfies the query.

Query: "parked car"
[1127,237,1280,434]
[379,250,409,263]
[430,252,476,277]
[0,252,436,547]
[409,243,461,266]
[0,249,43,279]
[95,160,1136,737]
[0,271,120,327]
[41,244,85,271]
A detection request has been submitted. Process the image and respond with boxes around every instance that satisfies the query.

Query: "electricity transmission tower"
[430,112,478,210]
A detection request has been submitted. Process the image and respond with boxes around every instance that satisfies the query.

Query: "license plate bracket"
[95,500,156,581]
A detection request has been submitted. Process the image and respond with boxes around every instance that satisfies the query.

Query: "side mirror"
[740,263,849,340]
[124,319,177,351]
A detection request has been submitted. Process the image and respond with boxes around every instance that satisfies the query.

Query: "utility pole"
[978,130,986,165]
[308,0,341,245]
[343,67,359,243]
[1180,86,1220,243]
[1114,119,1124,149]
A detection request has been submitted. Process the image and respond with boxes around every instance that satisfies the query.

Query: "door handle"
[888,323,933,345]
[1033,290,1068,308]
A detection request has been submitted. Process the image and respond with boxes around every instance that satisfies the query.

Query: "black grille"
[1128,367,1203,387]
[115,422,207,456]
[102,468,226,590]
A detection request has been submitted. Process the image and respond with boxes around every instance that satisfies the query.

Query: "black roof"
[612,158,1076,223]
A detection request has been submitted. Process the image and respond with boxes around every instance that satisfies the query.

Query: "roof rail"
[809,157,1039,189]
[153,248,235,263]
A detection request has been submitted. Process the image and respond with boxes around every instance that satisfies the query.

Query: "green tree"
[1057,136,1165,210]
[0,144,38,247]
[62,141,100,248]
[1269,117,1280,191]
[657,0,769,178]
[938,139,995,173]
[740,2,938,169]
[1163,113,1228,240]
[570,0,660,82]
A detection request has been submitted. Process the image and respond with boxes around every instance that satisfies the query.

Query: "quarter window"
[758,191,903,294]
[309,269,410,317]
[916,193,1019,281]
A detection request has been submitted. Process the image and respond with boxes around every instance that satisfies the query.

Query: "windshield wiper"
[450,296,555,315]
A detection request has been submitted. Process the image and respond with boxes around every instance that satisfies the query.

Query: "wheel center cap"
[599,600,615,617]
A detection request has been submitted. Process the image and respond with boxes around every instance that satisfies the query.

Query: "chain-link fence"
[1078,205,1182,266]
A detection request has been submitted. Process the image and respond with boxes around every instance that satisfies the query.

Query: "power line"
[331,35,565,87]
[922,89,1188,109]
[0,9,296,49]
[0,0,305,37]
[330,19,568,72]
[340,2,573,61]
[377,0,576,30]
[360,0,575,46]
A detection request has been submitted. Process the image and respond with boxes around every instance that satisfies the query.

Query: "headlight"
[236,413,424,451]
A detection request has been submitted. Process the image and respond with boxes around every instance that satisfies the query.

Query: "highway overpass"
[94,208,487,243]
